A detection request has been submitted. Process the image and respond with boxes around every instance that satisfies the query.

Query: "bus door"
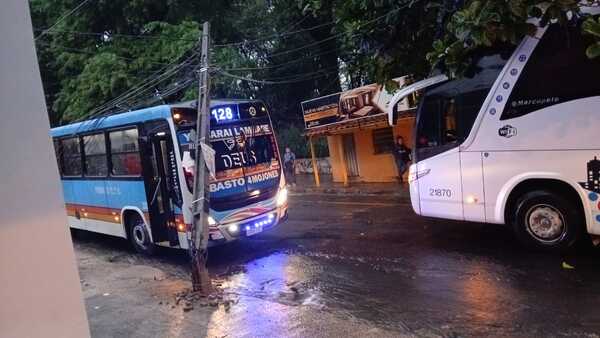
[414,89,465,220]
[142,121,178,244]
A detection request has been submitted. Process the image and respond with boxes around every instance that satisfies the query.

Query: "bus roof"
[50,99,263,138]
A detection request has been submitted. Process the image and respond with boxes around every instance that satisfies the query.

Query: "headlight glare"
[207,216,216,226]
[276,187,288,207]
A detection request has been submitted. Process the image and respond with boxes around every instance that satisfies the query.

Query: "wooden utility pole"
[190,21,212,294]
[309,136,320,187]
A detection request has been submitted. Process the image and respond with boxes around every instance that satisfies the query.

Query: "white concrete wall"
[294,158,332,175]
[0,1,90,337]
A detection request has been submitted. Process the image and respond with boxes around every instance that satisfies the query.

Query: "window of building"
[61,137,82,176]
[83,133,107,177]
[501,18,600,120]
[372,127,395,154]
[109,128,142,176]
[363,93,371,105]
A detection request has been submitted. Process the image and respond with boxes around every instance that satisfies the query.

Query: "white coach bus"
[388,12,600,250]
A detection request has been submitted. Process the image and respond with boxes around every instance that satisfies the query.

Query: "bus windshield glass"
[173,103,282,201]
[177,123,277,172]
[415,47,514,161]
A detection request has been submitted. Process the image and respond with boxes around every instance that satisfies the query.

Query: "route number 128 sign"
[211,105,239,123]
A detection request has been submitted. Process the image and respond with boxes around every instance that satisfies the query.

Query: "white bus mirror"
[386,74,449,126]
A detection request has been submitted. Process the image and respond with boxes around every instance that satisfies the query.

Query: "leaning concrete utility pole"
[189,21,212,294]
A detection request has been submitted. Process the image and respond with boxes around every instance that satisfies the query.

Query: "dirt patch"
[174,287,238,313]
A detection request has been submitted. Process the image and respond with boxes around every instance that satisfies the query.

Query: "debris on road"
[562,261,575,270]
[174,287,238,312]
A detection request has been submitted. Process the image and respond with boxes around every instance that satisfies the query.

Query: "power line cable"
[36,41,176,67]
[217,0,420,54]
[218,47,342,72]
[34,18,333,46]
[34,28,199,42]
[86,49,199,117]
[212,20,337,48]
[35,0,93,40]
[125,65,199,109]
[218,68,339,85]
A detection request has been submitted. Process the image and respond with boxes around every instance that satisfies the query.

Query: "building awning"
[351,106,374,118]
[304,109,416,137]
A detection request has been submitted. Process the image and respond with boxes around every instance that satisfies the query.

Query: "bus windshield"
[177,124,278,173]
[415,47,514,161]
[173,104,282,203]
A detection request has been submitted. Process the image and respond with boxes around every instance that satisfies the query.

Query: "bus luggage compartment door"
[416,148,464,220]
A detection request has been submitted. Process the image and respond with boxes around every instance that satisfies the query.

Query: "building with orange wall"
[302,76,417,184]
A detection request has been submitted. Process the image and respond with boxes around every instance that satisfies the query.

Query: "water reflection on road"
[77,193,600,337]
[203,243,600,338]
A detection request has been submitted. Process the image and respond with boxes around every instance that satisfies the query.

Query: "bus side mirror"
[390,105,399,126]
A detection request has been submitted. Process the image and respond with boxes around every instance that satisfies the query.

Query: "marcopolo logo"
[498,125,517,138]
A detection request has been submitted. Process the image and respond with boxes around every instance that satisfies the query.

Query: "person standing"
[283,146,296,186]
[393,136,412,183]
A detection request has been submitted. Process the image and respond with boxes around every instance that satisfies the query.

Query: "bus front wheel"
[128,214,156,256]
[512,191,582,251]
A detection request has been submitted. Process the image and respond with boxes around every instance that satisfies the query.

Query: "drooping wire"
[85,49,199,118]
[34,28,199,43]
[35,0,94,40]
[36,41,175,67]
[217,68,339,85]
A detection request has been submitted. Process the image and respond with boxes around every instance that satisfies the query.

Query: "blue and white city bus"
[51,100,288,254]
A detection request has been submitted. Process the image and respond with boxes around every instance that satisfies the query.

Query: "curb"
[290,187,409,198]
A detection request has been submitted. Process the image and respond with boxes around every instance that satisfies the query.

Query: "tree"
[427,1,600,76]
[31,0,348,130]
[300,0,600,82]
[583,15,600,58]
[31,0,235,124]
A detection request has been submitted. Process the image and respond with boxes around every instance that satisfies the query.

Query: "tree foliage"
[428,0,600,76]
[31,0,600,129]
[31,0,343,128]
[583,15,600,58]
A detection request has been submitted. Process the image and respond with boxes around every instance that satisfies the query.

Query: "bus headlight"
[227,223,239,234]
[276,187,288,207]
[207,216,216,226]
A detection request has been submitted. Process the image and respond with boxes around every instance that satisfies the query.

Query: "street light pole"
[190,21,212,294]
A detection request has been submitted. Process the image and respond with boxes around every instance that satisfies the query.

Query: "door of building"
[342,134,359,177]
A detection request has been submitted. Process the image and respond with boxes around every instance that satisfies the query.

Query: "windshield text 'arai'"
[210,124,271,140]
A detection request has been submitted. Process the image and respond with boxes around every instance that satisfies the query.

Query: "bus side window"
[83,133,108,177]
[61,137,82,176]
[416,88,489,160]
[109,128,142,176]
[457,89,489,139]
[53,139,62,176]
[417,95,458,149]
[502,19,600,120]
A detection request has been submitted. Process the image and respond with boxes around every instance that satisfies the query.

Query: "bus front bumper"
[207,206,288,246]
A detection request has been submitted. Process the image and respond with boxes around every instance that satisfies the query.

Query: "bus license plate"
[247,225,263,236]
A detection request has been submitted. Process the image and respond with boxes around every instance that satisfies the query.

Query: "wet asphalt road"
[75,193,600,338]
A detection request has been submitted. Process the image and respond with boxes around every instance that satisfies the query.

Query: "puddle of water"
[215,251,419,333]
[210,249,600,337]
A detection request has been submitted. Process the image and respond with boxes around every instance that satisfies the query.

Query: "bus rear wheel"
[512,191,582,251]
[128,214,156,256]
